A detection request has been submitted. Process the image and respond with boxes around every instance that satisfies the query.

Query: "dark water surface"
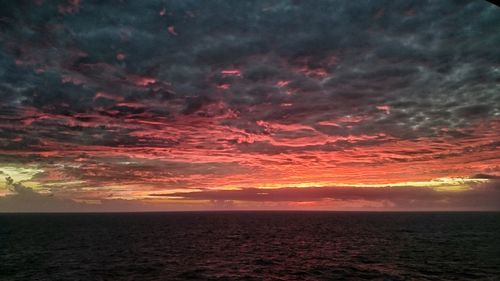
[1,212,499,280]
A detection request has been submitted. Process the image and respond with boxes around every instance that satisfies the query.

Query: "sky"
[0,0,499,212]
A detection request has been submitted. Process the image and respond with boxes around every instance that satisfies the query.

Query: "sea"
[1,212,499,280]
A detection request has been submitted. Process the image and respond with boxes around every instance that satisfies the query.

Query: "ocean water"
[1,212,499,281]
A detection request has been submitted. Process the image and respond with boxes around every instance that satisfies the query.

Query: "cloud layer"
[0,0,499,211]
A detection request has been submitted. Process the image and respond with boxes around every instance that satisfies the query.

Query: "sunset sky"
[0,0,499,212]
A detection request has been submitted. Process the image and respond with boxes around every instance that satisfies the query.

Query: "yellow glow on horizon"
[342,177,488,190]
[244,177,489,191]
[0,166,44,190]
[43,180,87,187]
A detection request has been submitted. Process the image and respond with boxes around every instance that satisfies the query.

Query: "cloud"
[0,1,499,211]
[154,180,500,211]
[0,176,87,212]
[0,177,210,212]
